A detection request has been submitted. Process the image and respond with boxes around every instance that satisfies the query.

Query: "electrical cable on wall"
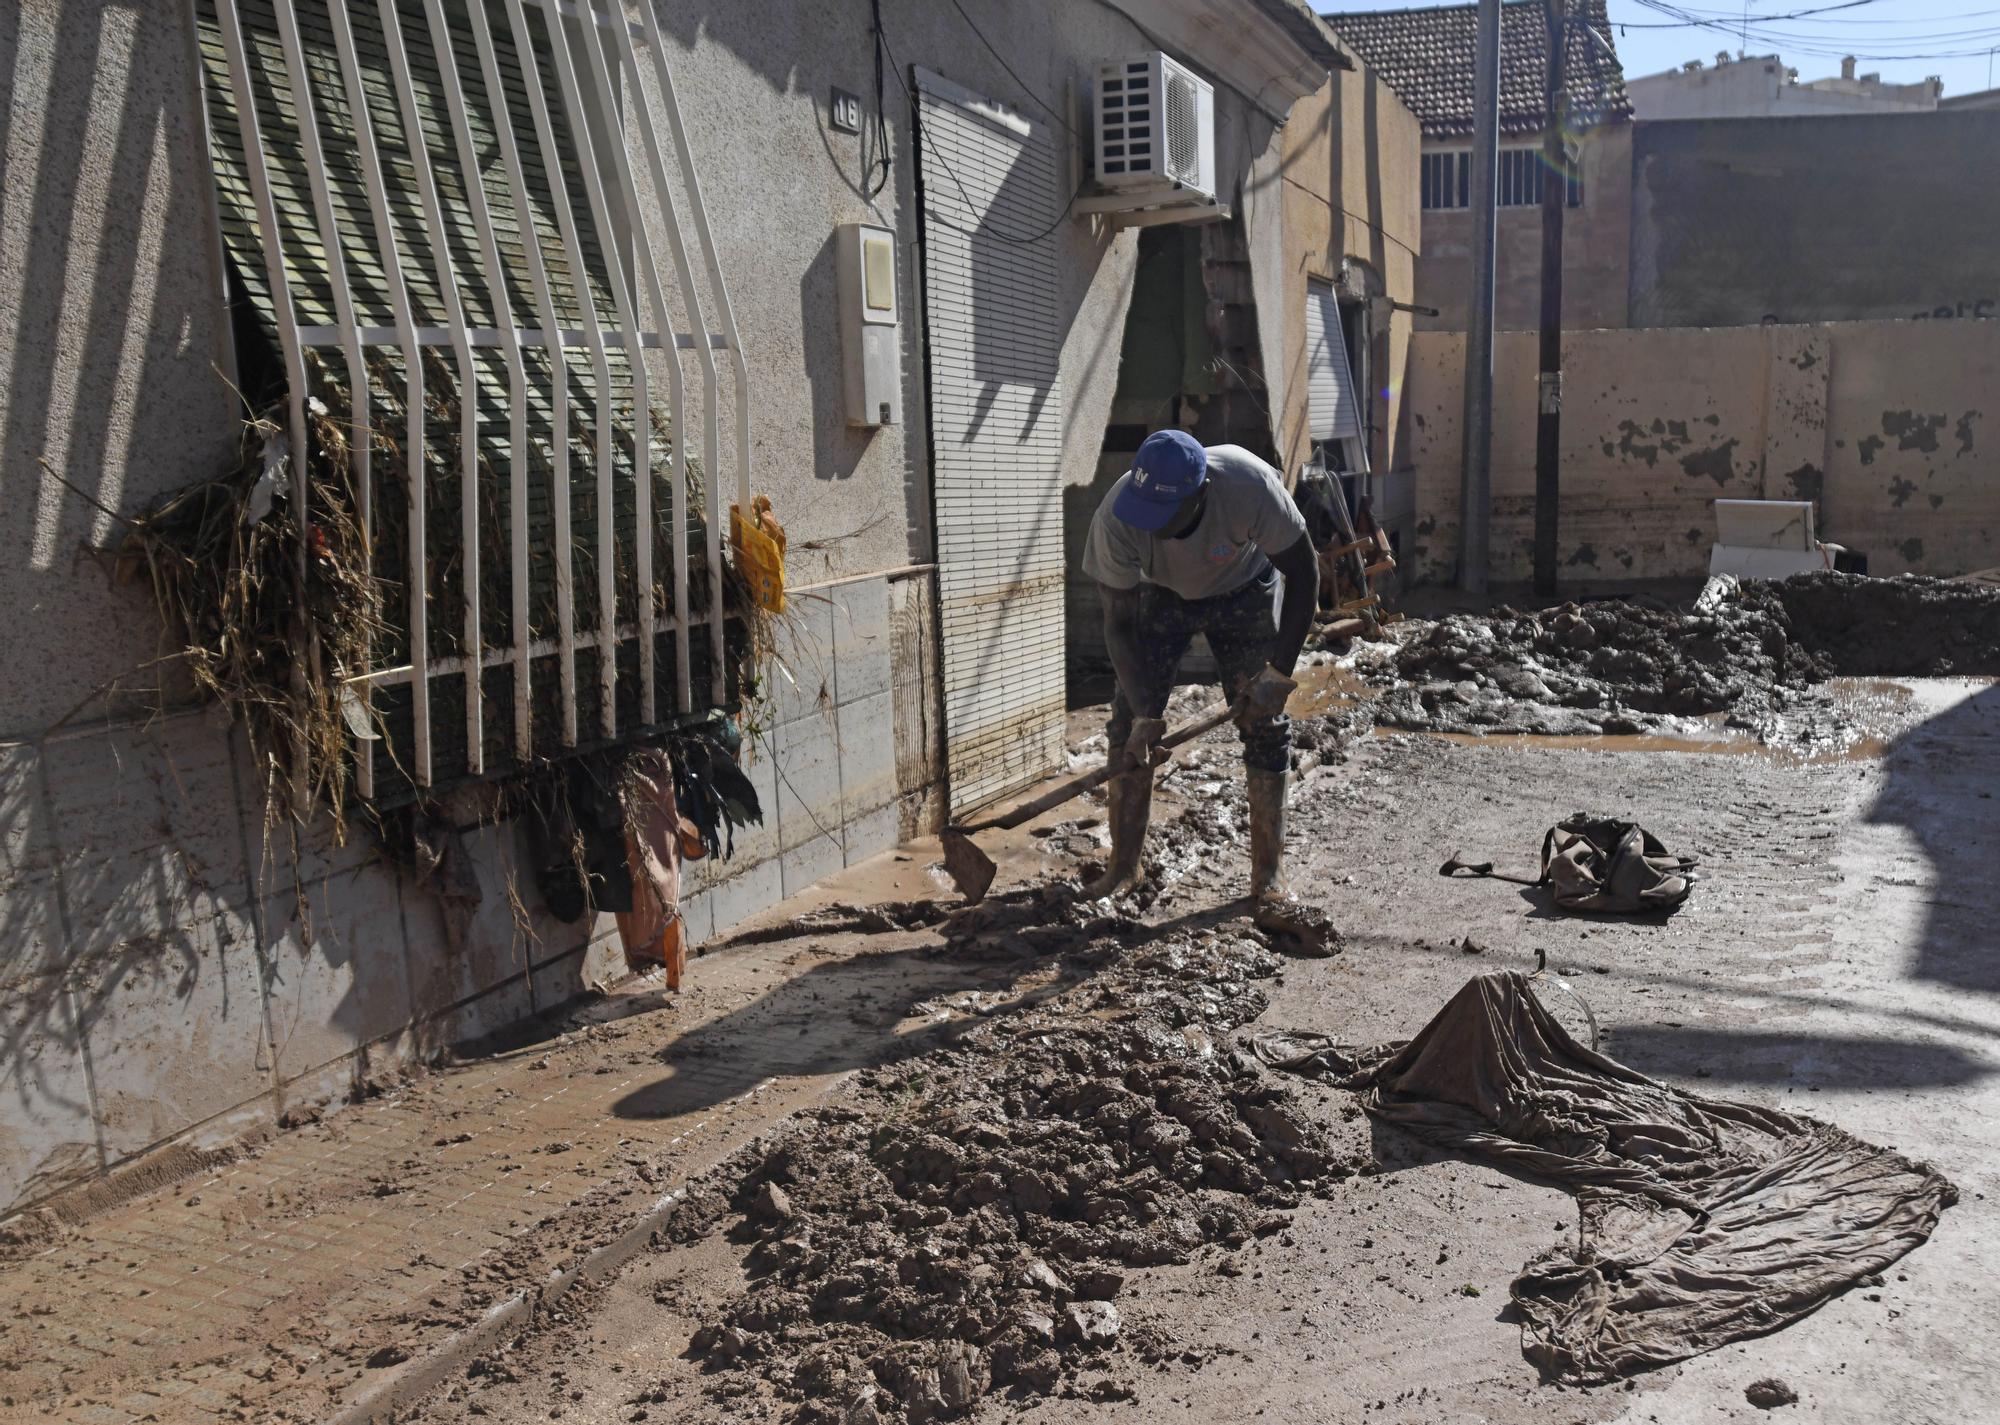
[865,0,892,199]
[941,0,1080,134]
[875,13,1086,246]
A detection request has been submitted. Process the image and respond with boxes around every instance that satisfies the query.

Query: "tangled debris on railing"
[115,395,385,831]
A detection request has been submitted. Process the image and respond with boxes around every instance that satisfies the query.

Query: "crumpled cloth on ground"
[1248,972,1955,1382]
[615,749,686,989]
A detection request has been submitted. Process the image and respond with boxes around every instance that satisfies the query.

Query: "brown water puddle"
[1288,660,1379,717]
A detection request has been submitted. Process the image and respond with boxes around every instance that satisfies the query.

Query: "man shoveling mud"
[1081,429,1334,950]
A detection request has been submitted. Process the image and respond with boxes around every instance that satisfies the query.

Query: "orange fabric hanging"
[614,749,686,989]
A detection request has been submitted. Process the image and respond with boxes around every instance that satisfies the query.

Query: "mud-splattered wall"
[1404,319,2000,584]
[1821,324,1998,574]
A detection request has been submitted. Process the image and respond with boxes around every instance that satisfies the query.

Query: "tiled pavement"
[0,847,992,1424]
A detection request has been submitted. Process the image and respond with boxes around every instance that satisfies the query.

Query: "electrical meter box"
[836,223,900,426]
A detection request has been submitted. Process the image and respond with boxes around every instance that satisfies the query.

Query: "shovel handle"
[954,701,1238,836]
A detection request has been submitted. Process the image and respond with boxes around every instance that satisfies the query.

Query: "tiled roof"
[1322,1,1631,139]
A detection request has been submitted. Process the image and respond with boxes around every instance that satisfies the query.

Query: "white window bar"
[293,326,728,349]
[267,0,375,798]
[573,0,681,724]
[534,1,651,740]
[205,0,750,795]
[602,3,709,716]
[498,0,621,743]
[421,0,533,765]
[324,0,433,786]
[212,0,315,790]
[634,0,752,706]
[463,0,579,750]
[377,0,485,777]
[346,608,722,690]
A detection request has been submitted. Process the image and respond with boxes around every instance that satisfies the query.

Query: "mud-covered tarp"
[1249,973,1955,1381]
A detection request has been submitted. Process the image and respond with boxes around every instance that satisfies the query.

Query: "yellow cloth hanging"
[730,494,787,614]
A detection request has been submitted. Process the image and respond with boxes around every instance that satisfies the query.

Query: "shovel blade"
[940,827,997,903]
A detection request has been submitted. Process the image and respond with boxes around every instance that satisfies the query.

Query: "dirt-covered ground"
[403,669,2000,1425]
[1361,573,2000,754]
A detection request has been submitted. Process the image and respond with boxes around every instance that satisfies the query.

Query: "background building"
[1628,52,1943,121]
[1325,0,1633,332]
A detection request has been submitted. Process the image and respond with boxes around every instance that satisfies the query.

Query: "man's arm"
[1268,534,1319,677]
[1100,583,1150,717]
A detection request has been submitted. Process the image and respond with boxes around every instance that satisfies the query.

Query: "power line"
[940,0,1079,135]
[875,17,1084,246]
[1625,0,2000,59]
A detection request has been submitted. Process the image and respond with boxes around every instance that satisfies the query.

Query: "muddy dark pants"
[1106,570,1291,774]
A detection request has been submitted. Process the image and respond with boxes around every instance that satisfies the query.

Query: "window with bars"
[1420,146,1582,211]
[192,0,750,806]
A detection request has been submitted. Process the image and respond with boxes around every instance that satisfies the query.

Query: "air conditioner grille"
[1094,52,1214,202]
[1165,71,1198,184]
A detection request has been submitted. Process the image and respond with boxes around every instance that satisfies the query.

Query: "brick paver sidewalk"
[0,848,1002,1424]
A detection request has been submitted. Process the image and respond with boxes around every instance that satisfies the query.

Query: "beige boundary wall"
[1403,320,1999,585]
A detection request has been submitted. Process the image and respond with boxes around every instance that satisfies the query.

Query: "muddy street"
[398,674,1998,1425]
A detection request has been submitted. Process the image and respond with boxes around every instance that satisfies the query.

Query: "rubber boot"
[1080,768,1154,900]
[1247,768,1338,955]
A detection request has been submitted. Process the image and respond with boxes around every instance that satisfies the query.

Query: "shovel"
[939,666,1297,903]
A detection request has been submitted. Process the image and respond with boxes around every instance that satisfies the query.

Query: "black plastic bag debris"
[527,755,633,924]
[673,727,763,861]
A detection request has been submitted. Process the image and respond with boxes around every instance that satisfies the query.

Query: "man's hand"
[1121,716,1168,772]
[1237,666,1297,727]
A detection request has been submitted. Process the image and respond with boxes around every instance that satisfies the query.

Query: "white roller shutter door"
[916,71,1067,817]
[1306,279,1368,466]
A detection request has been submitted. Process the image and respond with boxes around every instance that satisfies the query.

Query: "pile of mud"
[1366,573,2000,741]
[1753,572,2000,678]
[662,925,1350,1423]
[1370,589,1826,737]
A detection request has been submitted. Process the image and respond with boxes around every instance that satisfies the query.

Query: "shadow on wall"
[1868,680,2000,996]
[0,1,240,734]
[798,230,871,486]
[0,705,613,1220]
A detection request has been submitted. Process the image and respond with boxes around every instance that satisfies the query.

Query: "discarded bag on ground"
[1249,972,1955,1382]
[1444,813,1696,915]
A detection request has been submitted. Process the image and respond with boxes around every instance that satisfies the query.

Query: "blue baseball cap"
[1113,430,1208,532]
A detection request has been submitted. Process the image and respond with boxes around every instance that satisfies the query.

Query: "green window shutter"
[192,0,718,804]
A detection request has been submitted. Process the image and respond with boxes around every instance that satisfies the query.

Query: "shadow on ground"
[1869,681,2000,994]
[1608,1023,1991,1091]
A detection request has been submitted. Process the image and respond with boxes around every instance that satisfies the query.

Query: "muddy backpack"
[1442,814,1697,915]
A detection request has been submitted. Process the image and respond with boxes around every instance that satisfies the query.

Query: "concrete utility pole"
[1533,0,1569,597]
[1458,0,1501,594]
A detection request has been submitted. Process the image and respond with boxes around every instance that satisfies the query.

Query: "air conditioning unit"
[1094,53,1216,203]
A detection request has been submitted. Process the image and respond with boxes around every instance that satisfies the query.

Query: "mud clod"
[1745,1376,1799,1409]
[1373,589,1824,737]
[671,927,1352,1422]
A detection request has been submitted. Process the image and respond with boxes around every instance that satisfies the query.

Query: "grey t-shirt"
[1082,443,1308,601]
